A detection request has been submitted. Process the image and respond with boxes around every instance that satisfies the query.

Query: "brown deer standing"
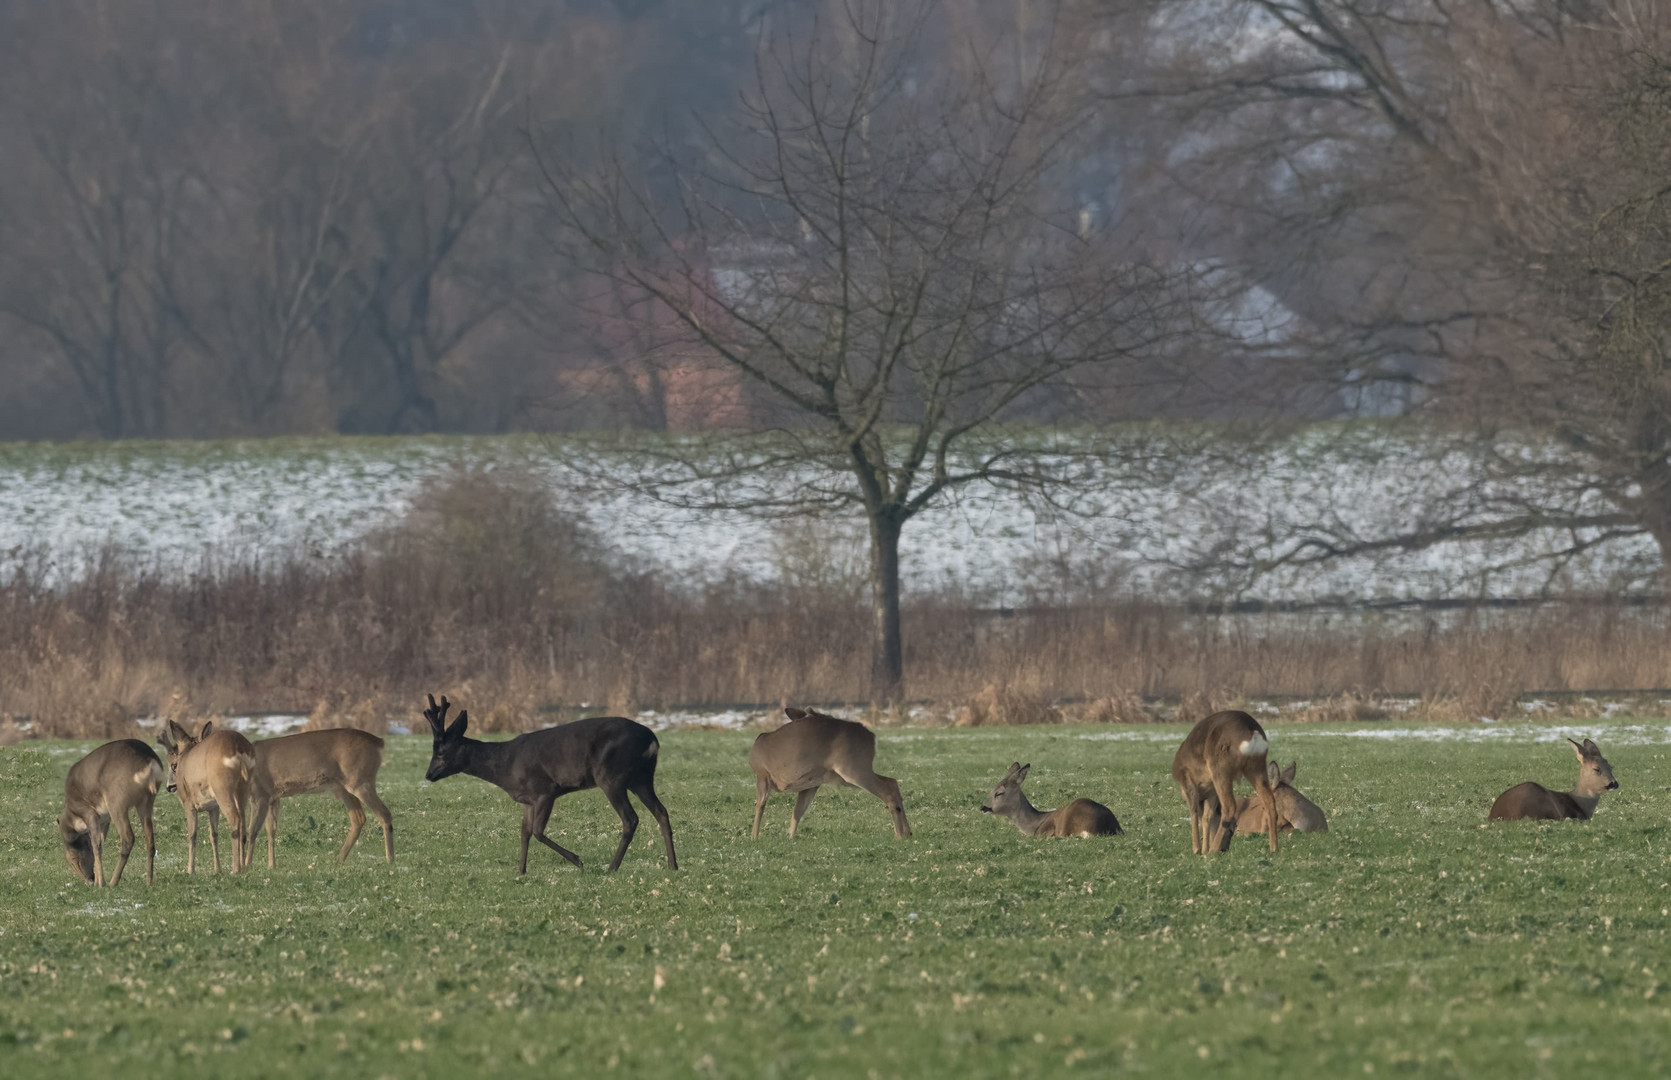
[60,739,165,887]
[750,707,911,839]
[1231,761,1328,836]
[247,728,393,869]
[420,694,676,874]
[980,762,1122,837]
[1172,710,1279,854]
[158,720,256,874]
[1489,737,1618,821]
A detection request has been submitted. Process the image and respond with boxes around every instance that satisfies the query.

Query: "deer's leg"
[528,795,582,870]
[90,818,106,888]
[629,780,677,871]
[1179,783,1204,855]
[141,801,155,886]
[751,776,771,839]
[207,806,223,873]
[789,788,818,838]
[185,808,199,875]
[109,810,136,887]
[1210,775,1239,853]
[838,767,911,838]
[263,799,278,870]
[337,787,367,863]
[248,790,272,870]
[353,785,394,864]
[1252,770,1280,854]
[603,783,639,872]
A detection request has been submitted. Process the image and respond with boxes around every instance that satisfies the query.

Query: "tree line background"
[6,0,1671,718]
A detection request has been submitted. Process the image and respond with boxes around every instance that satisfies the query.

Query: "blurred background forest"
[6,0,1671,727]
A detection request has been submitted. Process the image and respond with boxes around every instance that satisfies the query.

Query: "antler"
[423,693,452,735]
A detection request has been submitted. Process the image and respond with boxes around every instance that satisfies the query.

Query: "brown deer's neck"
[1564,790,1602,819]
[1000,792,1053,835]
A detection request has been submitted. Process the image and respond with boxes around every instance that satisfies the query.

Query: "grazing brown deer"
[1231,761,1328,836]
[980,762,1122,837]
[750,707,911,839]
[421,694,676,874]
[248,728,393,869]
[1489,737,1618,821]
[60,740,165,887]
[158,720,256,874]
[1172,710,1279,854]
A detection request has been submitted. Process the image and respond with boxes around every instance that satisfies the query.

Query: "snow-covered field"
[0,432,1658,604]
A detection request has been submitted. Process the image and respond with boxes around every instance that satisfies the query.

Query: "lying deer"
[1489,737,1618,821]
[421,694,676,874]
[750,707,911,839]
[60,739,165,887]
[158,720,256,874]
[980,762,1121,837]
[1231,761,1327,836]
[248,728,393,869]
[1172,709,1279,855]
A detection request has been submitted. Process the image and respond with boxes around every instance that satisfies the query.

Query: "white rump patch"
[1239,734,1268,756]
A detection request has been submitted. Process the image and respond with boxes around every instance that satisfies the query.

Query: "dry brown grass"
[8,470,1671,736]
[953,682,1063,727]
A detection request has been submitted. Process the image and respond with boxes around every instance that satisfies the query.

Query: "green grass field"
[3,723,1669,1078]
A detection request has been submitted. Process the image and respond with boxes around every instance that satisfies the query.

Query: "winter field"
[0,431,1657,605]
[3,721,1669,1079]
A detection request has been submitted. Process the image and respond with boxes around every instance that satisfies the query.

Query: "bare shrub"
[954,683,1062,727]
[1169,689,1242,727]
[1078,691,1157,724]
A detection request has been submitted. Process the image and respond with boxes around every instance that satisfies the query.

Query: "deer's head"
[1569,737,1617,795]
[422,694,471,782]
[1266,760,1327,832]
[981,762,1030,816]
[157,720,209,794]
[59,813,94,883]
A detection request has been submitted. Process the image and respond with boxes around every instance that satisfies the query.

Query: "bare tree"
[1123,0,1671,593]
[537,0,1203,699]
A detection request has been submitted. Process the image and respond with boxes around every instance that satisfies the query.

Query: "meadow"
[3,721,1669,1078]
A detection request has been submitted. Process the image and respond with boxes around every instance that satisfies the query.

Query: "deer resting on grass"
[60,739,165,886]
[750,707,911,839]
[158,720,256,874]
[1489,737,1617,821]
[420,694,676,874]
[1231,761,1327,836]
[248,728,393,869]
[1172,710,1279,855]
[980,762,1121,837]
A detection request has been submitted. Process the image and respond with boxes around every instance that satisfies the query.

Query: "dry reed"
[7,470,1671,737]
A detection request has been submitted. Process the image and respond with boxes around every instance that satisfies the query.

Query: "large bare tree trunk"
[868,511,905,704]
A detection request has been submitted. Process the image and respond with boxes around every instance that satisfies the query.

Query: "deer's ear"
[1582,738,1600,754]
[785,707,807,721]
[198,721,213,738]
[166,720,190,744]
[1282,762,1298,784]
[1268,760,1281,784]
[447,710,469,739]
[1568,737,1586,759]
[1017,763,1030,780]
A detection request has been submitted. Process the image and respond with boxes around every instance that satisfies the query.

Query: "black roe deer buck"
[1232,761,1327,836]
[420,694,676,874]
[750,707,911,839]
[1489,737,1618,821]
[60,739,166,887]
[981,762,1122,837]
[248,729,393,869]
[158,721,256,874]
[1172,710,1279,855]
